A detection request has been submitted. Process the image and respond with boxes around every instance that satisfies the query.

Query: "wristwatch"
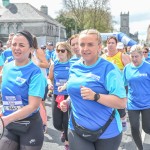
[94,93,100,102]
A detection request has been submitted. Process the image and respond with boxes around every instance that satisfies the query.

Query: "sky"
[1,0,150,41]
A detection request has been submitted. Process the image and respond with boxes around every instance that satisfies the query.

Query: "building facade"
[120,12,139,43]
[0,2,67,46]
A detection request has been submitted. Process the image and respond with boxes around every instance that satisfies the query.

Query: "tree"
[56,13,80,38]
[61,0,114,32]
[56,0,115,38]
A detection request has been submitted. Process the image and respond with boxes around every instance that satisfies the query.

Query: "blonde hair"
[79,29,102,44]
[56,41,73,60]
[130,45,143,55]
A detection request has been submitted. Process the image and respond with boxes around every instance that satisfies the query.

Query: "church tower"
[120,12,130,35]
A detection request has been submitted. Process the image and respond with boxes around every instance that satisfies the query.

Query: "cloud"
[130,12,150,22]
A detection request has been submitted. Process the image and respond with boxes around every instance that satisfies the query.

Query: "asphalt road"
[42,97,150,150]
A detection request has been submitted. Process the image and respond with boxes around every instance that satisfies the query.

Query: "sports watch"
[94,93,100,102]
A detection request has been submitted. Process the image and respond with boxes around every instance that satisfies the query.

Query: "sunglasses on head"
[56,49,66,53]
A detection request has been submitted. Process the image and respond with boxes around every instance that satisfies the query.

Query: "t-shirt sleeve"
[122,67,128,86]
[29,73,47,98]
[105,68,126,98]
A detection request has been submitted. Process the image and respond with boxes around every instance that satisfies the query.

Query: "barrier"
[101,32,137,46]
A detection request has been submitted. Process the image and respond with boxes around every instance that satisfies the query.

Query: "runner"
[0,30,46,150]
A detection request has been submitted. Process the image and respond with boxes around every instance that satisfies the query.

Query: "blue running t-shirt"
[1,60,47,116]
[123,61,150,110]
[53,59,70,95]
[67,58,126,139]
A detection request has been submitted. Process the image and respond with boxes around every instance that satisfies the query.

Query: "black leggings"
[42,85,48,101]
[128,108,150,150]
[52,94,69,141]
[117,108,126,118]
[0,112,44,150]
[68,129,122,150]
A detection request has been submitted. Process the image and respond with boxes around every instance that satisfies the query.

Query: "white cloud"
[110,0,150,41]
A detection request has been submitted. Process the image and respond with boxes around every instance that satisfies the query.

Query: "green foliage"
[56,14,81,38]
[56,0,115,38]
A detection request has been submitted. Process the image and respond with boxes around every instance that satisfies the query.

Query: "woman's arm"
[97,94,126,109]
[122,53,131,66]
[80,86,126,109]
[36,49,49,68]
[47,63,54,89]
[58,82,67,92]
[2,96,41,127]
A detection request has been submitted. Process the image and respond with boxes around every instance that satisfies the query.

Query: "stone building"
[0,2,67,46]
[120,12,139,43]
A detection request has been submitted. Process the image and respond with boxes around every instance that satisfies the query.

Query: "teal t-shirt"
[1,60,47,116]
[123,61,150,110]
[67,58,126,139]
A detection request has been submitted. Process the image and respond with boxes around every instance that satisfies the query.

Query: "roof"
[0,3,65,28]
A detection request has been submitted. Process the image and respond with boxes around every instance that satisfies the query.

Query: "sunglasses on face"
[142,51,148,53]
[56,49,66,53]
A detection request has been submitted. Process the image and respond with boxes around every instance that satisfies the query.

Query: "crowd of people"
[0,28,150,150]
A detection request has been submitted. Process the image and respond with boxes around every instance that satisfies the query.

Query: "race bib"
[3,95,23,112]
[56,79,67,86]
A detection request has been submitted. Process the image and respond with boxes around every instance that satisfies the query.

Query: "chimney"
[2,0,10,7]
[40,5,48,15]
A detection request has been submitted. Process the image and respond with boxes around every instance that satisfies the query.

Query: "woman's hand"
[80,86,95,101]
[48,83,53,90]
[60,100,69,112]
[58,85,66,92]
[1,116,11,127]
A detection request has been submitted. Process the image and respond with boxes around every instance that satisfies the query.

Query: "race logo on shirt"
[16,77,26,84]
[86,73,100,81]
[65,67,70,70]
[139,73,147,77]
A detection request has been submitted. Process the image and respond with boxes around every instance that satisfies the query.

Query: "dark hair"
[32,35,38,49]
[143,47,149,52]
[16,30,33,47]
[106,36,118,44]
[16,30,34,59]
